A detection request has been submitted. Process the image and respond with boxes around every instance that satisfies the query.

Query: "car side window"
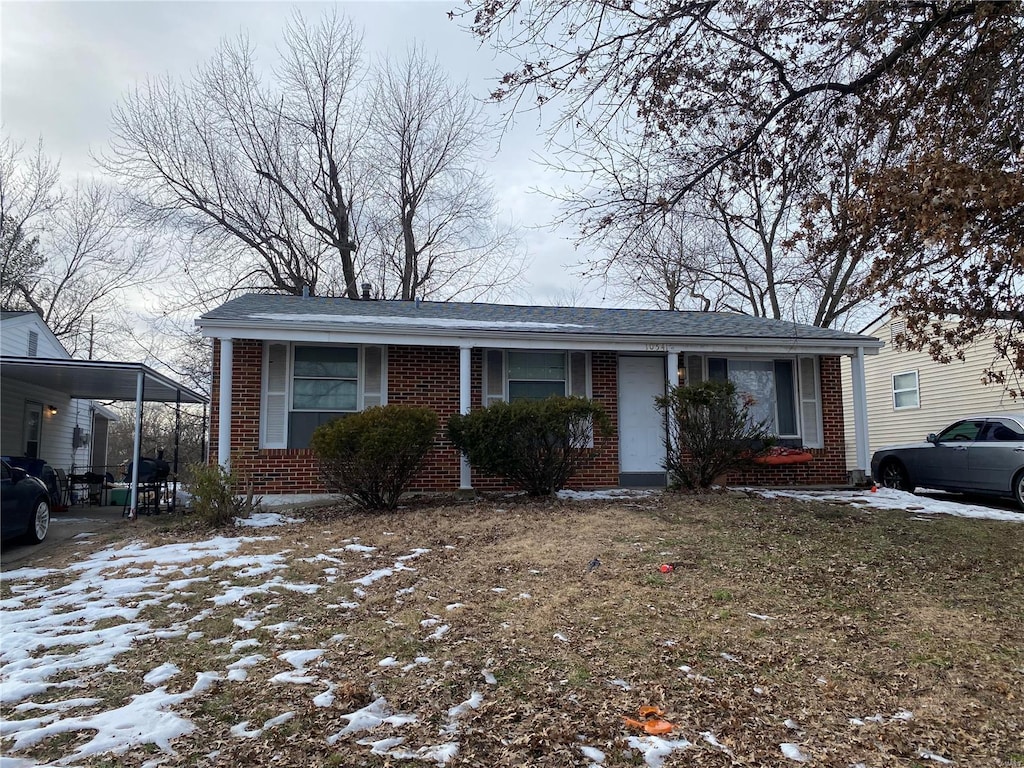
[1,463,9,481]
[983,419,1024,442]
[936,420,983,442]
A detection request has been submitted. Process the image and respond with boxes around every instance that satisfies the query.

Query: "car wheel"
[879,460,912,492]
[26,497,50,544]
[1014,470,1024,511]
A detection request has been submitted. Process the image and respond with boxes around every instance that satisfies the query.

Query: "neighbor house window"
[484,350,589,403]
[261,342,386,450]
[684,354,821,447]
[892,370,919,410]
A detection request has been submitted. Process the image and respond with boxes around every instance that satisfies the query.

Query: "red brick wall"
[210,342,621,495]
[210,343,847,494]
[211,339,326,494]
[461,349,620,492]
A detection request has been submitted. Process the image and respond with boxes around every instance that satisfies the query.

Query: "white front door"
[618,357,666,473]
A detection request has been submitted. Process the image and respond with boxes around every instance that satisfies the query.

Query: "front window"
[686,355,819,446]
[892,371,919,410]
[706,357,799,438]
[507,351,567,401]
[261,343,385,450]
[293,347,358,411]
[485,350,589,403]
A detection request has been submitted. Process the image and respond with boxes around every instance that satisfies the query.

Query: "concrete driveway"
[0,505,148,571]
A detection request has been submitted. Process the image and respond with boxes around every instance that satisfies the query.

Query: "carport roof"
[0,357,208,404]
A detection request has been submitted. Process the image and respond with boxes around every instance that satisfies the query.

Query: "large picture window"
[261,343,385,450]
[686,354,820,447]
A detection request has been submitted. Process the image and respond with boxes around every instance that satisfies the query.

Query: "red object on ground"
[624,706,675,735]
[659,563,674,574]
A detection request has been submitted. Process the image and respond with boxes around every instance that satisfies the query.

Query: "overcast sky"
[0,1,606,306]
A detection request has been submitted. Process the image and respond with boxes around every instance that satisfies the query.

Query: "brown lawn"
[3,491,1023,767]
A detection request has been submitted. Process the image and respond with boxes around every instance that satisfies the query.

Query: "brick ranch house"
[196,294,882,495]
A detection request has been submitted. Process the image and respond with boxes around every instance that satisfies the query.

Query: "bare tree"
[602,213,720,311]
[0,137,58,303]
[362,46,524,301]
[103,10,366,299]
[0,136,158,358]
[464,1,1024,377]
[104,11,523,306]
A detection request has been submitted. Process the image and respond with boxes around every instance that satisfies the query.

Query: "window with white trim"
[484,350,590,403]
[683,354,822,447]
[484,349,592,444]
[892,370,919,410]
[261,342,386,449]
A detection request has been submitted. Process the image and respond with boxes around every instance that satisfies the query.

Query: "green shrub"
[447,396,611,496]
[310,405,438,510]
[187,461,259,528]
[656,380,774,490]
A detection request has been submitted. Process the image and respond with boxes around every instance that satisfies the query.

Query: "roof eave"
[197,318,883,356]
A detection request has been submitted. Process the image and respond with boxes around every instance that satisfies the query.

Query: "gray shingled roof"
[200,293,878,344]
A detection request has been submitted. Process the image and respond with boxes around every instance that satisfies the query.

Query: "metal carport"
[0,356,209,517]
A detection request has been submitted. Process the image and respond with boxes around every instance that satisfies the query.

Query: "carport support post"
[128,370,144,520]
[459,345,472,491]
[851,346,871,477]
[218,338,233,470]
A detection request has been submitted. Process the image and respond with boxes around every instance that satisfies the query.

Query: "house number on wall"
[645,342,668,351]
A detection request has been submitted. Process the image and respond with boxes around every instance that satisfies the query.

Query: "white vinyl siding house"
[0,311,122,480]
[842,314,1017,470]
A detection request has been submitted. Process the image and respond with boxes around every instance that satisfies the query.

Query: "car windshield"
[936,420,984,442]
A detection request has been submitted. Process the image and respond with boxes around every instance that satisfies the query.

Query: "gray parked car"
[870,413,1024,509]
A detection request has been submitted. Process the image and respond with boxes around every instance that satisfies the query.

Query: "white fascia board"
[198,320,882,356]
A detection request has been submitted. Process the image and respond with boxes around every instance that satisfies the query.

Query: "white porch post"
[666,352,679,457]
[218,337,233,470]
[666,352,679,389]
[851,347,871,476]
[459,345,472,490]
[128,369,144,520]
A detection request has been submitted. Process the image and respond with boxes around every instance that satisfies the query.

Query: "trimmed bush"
[187,461,259,528]
[656,380,774,490]
[447,396,611,496]
[310,405,438,510]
